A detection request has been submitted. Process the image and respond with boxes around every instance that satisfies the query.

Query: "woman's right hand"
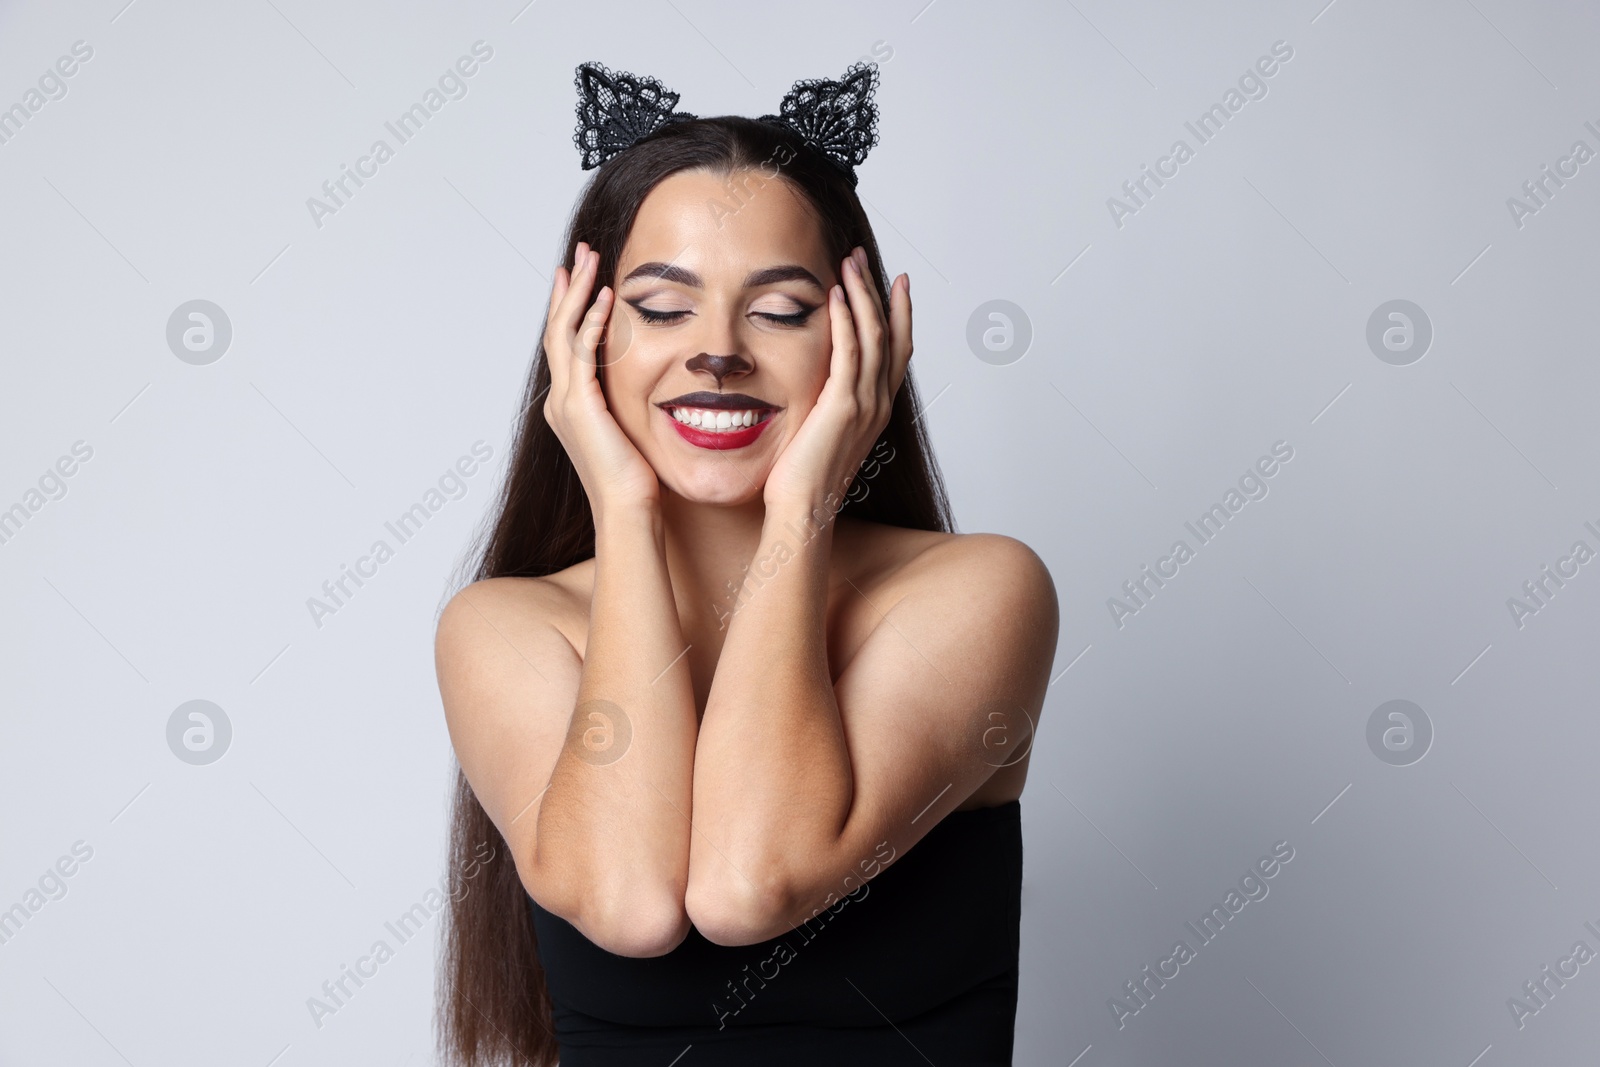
[543,241,661,520]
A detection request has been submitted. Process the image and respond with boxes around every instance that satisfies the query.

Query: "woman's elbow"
[586,895,693,957]
[684,870,792,947]
[525,870,692,958]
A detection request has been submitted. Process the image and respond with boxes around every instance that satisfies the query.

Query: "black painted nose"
[685,352,751,387]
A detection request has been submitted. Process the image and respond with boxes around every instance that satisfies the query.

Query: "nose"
[684,352,752,387]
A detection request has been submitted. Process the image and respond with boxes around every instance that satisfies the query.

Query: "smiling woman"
[431,60,1058,1067]
[598,171,845,498]
[622,254,821,451]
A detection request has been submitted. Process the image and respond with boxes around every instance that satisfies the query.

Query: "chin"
[660,466,769,507]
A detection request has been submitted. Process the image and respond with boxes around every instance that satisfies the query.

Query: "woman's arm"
[436,532,697,960]
[686,254,1060,945]
[530,503,698,955]
[687,520,1058,946]
[530,245,701,955]
[685,497,851,940]
[437,243,699,958]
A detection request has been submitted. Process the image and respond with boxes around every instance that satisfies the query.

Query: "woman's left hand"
[763,246,912,513]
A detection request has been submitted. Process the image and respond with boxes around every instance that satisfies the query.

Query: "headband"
[572,60,881,187]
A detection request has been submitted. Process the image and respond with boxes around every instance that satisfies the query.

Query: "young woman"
[434,62,1059,1066]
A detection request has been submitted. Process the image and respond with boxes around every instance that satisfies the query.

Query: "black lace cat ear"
[573,61,697,170]
[758,61,881,186]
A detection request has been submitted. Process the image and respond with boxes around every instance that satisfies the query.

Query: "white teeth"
[669,407,766,432]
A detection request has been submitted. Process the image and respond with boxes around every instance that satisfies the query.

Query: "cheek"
[794,330,832,392]
[599,358,647,425]
[769,336,832,429]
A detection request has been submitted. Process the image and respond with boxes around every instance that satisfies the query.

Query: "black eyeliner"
[624,299,817,327]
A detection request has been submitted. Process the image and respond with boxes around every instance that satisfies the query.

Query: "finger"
[887,273,913,399]
[573,285,615,383]
[548,262,570,318]
[545,265,572,394]
[550,242,585,319]
[556,245,598,337]
[546,266,569,395]
[850,247,888,332]
[827,282,858,402]
[842,253,885,401]
[850,248,889,373]
[549,245,596,394]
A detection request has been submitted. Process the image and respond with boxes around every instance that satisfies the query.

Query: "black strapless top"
[528,800,1022,1066]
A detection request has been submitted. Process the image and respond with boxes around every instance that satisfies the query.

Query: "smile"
[661,406,775,450]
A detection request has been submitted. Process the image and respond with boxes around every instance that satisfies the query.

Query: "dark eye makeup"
[626,301,818,328]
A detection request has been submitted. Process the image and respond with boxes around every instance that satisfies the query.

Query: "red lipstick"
[665,411,773,450]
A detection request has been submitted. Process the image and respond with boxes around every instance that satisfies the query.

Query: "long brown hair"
[436,114,955,1066]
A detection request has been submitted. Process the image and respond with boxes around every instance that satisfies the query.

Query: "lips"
[657,391,780,451]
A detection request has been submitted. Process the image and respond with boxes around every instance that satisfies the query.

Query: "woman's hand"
[762,247,912,513]
[543,241,661,520]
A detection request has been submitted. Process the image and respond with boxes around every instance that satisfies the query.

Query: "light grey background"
[2,0,1597,1064]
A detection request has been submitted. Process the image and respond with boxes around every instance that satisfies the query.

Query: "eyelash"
[632,306,815,327]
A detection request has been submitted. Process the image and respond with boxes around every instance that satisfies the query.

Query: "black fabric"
[528,800,1022,1066]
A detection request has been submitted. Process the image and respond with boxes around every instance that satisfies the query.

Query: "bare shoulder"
[435,566,593,668]
[836,518,1058,624]
[909,528,1053,588]
[830,522,1058,809]
[873,525,1058,679]
[434,572,585,745]
[433,570,592,856]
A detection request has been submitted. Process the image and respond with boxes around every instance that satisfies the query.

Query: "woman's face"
[599,166,841,506]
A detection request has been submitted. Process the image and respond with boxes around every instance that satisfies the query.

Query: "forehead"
[618,167,830,278]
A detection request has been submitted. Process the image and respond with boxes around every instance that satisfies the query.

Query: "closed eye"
[633,306,689,324]
[759,307,816,327]
[628,304,818,327]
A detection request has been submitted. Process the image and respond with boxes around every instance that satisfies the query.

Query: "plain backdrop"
[2,0,1598,1064]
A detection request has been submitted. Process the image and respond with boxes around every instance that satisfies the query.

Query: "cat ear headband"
[572,60,881,187]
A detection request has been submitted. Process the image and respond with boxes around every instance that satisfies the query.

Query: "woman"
[434,61,1058,1066]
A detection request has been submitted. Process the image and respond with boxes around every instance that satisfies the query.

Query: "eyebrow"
[619,262,826,293]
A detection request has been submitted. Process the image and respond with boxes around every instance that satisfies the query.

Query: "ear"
[573,61,697,170]
[757,61,882,185]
